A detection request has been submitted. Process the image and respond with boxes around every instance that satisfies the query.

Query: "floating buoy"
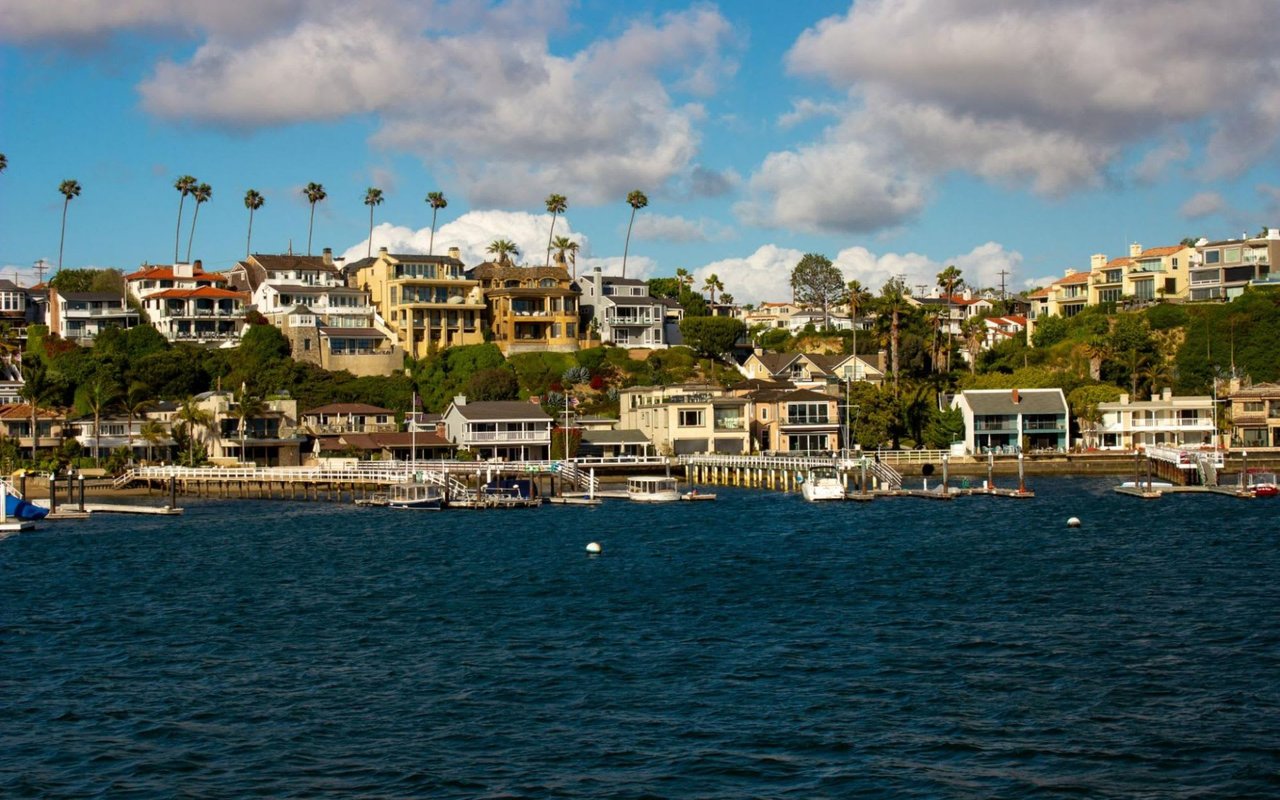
[585,542,602,554]
[1067,517,1081,528]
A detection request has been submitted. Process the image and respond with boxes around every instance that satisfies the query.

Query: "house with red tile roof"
[125,260,246,343]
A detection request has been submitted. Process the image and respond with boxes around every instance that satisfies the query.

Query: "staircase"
[867,459,903,491]
[558,460,600,494]
[1195,452,1219,487]
[417,470,473,501]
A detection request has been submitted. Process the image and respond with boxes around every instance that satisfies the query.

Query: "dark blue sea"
[2,476,1278,798]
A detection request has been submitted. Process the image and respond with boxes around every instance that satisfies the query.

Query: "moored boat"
[1248,470,1277,497]
[387,482,444,510]
[680,489,716,501]
[628,476,681,503]
[800,466,845,502]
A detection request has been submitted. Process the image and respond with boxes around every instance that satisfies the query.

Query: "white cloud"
[1179,191,1226,219]
[128,3,736,208]
[0,0,308,43]
[777,98,841,129]
[689,244,805,305]
[743,0,1280,234]
[339,209,588,270]
[631,213,727,243]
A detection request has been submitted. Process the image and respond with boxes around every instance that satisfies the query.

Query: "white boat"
[680,489,716,501]
[800,466,845,502]
[1118,480,1174,489]
[627,476,681,503]
[388,482,444,510]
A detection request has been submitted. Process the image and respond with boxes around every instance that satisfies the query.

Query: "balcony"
[605,314,657,326]
[466,429,551,442]
[63,306,134,318]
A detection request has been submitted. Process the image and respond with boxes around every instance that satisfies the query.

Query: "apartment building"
[469,262,580,355]
[1189,229,1280,302]
[348,247,485,358]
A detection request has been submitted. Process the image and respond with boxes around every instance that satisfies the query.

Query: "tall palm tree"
[426,191,447,255]
[543,193,567,266]
[703,273,724,306]
[19,354,56,462]
[173,175,197,263]
[234,387,267,465]
[621,189,648,279]
[363,186,384,257]
[303,182,327,255]
[962,316,986,375]
[176,395,213,467]
[243,189,264,257]
[82,375,122,466]
[878,277,911,392]
[57,179,81,271]
[123,381,153,466]
[936,265,964,371]
[487,239,519,266]
[1084,336,1110,382]
[185,182,212,263]
[140,418,167,464]
[846,279,871,361]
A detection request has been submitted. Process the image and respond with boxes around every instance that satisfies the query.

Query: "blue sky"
[2,0,1278,303]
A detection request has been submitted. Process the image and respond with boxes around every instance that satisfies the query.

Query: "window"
[788,402,830,424]
[1172,257,1179,268]
[678,409,704,427]
[1242,401,1264,413]
[1204,250,1221,264]
[1224,247,1241,263]
[761,407,769,420]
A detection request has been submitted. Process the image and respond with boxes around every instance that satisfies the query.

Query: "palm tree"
[621,190,648,279]
[185,182,212,263]
[924,306,945,372]
[303,182,327,255]
[173,175,197,263]
[703,273,724,306]
[487,239,519,266]
[1084,336,1110,382]
[543,193,568,266]
[362,186,384,257]
[140,418,167,464]
[551,235,577,271]
[426,191,447,255]
[878,277,911,392]
[234,386,267,466]
[936,265,964,371]
[0,153,7,173]
[846,279,871,361]
[676,267,694,294]
[57,179,81,271]
[18,354,56,462]
[82,375,122,466]
[123,381,153,466]
[962,316,986,375]
[720,292,735,306]
[243,189,264,257]
[176,395,212,467]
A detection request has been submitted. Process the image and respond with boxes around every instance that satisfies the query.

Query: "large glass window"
[1204,250,1221,264]
[787,402,830,424]
[678,409,704,427]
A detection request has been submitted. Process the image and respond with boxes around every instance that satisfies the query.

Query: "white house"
[440,396,553,460]
[951,388,1069,455]
[1094,389,1215,451]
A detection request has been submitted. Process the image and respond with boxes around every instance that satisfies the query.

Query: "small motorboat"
[387,482,444,510]
[680,489,716,501]
[627,476,681,502]
[1248,470,1278,497]
[800,466,845,502]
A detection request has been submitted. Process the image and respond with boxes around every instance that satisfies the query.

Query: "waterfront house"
[1228,381,1280,447]
[299,403,397,435]
[744,385,841,455]
[192,390,304,467]
[469,261,580,355]
[47,288,139,344]
[440,396,553,461]
[126,261,246,343]
[618,383,749,455]
[0,403,66,454]
[740,350,884,391]
[309,430,454,463]
[951,388,1069,454]
[1094,389,1215,450]
[578,266,667,348]
[578,429,654,458]
[347,247,485,358]
[67,410,176,463]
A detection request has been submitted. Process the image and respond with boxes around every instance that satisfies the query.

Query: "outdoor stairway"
[558,461,600,494]
[867,459,903,491]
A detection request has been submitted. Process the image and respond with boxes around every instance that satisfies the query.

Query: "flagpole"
[411,391,417,478]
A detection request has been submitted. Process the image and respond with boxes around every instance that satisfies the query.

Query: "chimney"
[1064,268,1077,277]
[448,247,461,261]
[1090,254,1106,270]
[1162,387,1172,401]
[193,259,202,272]
[1130,242,1142,258]
[453,394,467,407]
[379,246,389,256]
[877,349,887,372]
[322,247,333,266]
[1011,388,1020,404]
[1119,393,1129,405]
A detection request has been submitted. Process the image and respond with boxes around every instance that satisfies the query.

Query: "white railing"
[466,430,551,442]
[1145,445,1225,469]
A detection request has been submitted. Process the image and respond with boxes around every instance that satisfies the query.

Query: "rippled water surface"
[2,477,1278,798]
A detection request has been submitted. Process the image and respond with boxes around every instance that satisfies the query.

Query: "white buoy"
[585,541,602,554]
[1067,517,1081,528]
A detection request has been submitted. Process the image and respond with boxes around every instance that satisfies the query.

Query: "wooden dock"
[1115,485,1252,499]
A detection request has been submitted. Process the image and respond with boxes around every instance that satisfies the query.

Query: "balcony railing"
[605,314,657,325]
[466,430,551,442]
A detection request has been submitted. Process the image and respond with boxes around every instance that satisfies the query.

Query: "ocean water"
[1,476,1277,798]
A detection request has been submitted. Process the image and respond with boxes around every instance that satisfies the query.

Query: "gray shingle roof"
[451,401,552,421]
[959,389,1067,415]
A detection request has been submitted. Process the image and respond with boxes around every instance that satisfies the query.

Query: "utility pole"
[998,268,1009,301]
[33,259,48,286]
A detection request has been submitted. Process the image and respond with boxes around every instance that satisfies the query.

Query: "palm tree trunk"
[58,198,70,270]
[891,311,900,392]
[307,203,316,255]
[30,405,38,462]
[545,213,558,267]
[622,207,637,279]
[429,209,438,255]
[368,205,374,258]
[246,208,255,258]
[186,203,200,263]
[94,412,101,466]
[175,195,186,264]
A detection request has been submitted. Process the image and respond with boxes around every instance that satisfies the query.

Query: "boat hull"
[801,482,845,502]
[6,494,48,520]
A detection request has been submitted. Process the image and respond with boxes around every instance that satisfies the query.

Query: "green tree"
[790,253,844,329]
[57,178,81,271]
[923,405,964,449]
[185,182,211,262]
[78,373,122,466]
[364,186,384,257]
[19,354,58,461]
[426,191,447,255]
[244,189,265,257]
[140,418,168,463]
[621,189,648,279]
[703,273,724,306]
[303,181,327,255]
[1031,315,1069,348]
[876,277,912,391]
[233,386,267,465]
[936,265,964,371]
[175,396,212,467]
[679,317,744,358]
[551,235,578,274]
[464,366,520,401]
[173,174,197,263]
[544,193,567,266]
[1067,384,1122,449]
[0,153,7,173]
